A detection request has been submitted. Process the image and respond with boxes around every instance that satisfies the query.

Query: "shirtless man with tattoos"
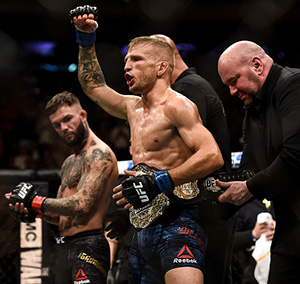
[69,5,223,284]
[6,91,118,284]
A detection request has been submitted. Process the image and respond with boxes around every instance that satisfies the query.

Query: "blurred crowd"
[0,41,246,171]
[0,72,132,170]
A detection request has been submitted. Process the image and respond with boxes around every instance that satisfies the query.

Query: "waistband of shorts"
[55,228,104,244]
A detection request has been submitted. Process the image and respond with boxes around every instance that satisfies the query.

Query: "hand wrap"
[122,170,173,209]
[69,5,98,46]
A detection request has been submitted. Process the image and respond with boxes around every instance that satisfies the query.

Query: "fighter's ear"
[251,57,263,75]
[80,109,87,121]
[157,61,169,77]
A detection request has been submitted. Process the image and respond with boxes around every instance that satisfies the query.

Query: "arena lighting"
[22,41,57,56]
[68,63,78,72]
[43,63,58,72]
[42,63,77,72]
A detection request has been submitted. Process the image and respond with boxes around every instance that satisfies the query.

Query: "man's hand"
[5,191,37,223]
[105,208,131,240]
[113,169,173,209]
[70,5,98,33]
[252,219,276,241]
[216,180,253,206]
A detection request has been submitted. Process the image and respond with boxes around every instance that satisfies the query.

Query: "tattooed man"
[6,91,118,284]
[70,6,223,284]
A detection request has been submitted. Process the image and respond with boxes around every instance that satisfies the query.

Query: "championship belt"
[198,170,255,226]
[129,163,200,229]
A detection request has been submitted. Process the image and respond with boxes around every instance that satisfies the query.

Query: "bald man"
[218,40,300,283]
[151,34,234,284]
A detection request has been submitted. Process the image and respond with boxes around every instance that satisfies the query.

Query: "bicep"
[174,102,217,153]
[86,85,129,120]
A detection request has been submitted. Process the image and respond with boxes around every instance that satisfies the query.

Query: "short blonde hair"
[128,36,175,73]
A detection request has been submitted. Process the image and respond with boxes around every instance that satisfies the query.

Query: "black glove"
[69,5,98,25]
[9,182,46,213]
[105,209,131,240]
[9,208,37,223]
[69,5,99,46]
[122,170,173,209]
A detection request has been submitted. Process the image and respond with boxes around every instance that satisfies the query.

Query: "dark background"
[1,0,300,169]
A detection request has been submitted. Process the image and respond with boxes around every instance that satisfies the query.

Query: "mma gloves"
[9,182,45,223]
[121,170,174,209]
[70,5,98,46]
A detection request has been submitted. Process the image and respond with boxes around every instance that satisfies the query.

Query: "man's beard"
[63,121,86,148]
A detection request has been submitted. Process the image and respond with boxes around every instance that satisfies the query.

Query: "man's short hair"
[128,36,174,73]
[45,91,81,116]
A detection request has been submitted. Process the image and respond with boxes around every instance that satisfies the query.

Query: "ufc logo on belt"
[133,182,149,203]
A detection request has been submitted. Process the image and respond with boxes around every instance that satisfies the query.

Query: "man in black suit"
[217,40,300,283]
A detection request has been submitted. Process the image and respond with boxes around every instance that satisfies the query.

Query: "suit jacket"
[240,63,300,255]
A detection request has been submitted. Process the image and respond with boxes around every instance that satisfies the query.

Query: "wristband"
[76,30,96,46]
[31,196,46,213]
[153,170,173,193]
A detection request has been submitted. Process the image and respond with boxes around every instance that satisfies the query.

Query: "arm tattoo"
[43,148,113,216]
[78,46,106,93]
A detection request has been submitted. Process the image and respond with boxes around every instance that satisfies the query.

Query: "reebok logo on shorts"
[74,268,90,284]
[173,245,198,264]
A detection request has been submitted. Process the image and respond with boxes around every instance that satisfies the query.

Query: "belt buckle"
[129,193,170,229]
[200,177,221,193]
[173,181,200,199]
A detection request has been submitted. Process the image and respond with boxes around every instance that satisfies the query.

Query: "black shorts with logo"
[54,229,110,284]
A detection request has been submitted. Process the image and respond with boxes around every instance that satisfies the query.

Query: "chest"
[129,106,175,151]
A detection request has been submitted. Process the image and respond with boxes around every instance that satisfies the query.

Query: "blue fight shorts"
[129,208,207,284]
[54,229,110,284]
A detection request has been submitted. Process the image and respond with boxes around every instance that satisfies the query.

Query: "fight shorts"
[54,229,110,284]
[128,208,207,284]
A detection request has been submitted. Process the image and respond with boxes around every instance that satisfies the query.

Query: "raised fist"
[70,5,98,33]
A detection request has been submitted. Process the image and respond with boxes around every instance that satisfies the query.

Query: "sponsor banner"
[20,219,42,248]
[20,182,46,283]
[20,219,42,283]
[20,249,42,283]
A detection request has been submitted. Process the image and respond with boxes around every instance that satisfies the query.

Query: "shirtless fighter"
[70,5,223,284]
[6,91,118,284]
